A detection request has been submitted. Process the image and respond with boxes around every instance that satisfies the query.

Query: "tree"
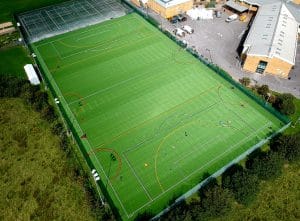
[12,129,28,149]
[268,94,276,104]
[246,151,284,180]
[0,75,29,97]
[200,185,233,217]
[198,176,218,198]
[257,84,269,98]
[21,83,40,105]
[32,91,49,111]
[161,200,190,221]
[41,105,57,122]
[51,122,64,136]
[134,211,154,221]
[222,165,259,205]
[270,133,300,162]
[239,77,251,87]
[273,93,295,115]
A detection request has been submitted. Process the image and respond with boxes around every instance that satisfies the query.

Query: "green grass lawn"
[0,46,32,77]
[32,13,286,220]
[0,98,98,221]
[0,0,66,22]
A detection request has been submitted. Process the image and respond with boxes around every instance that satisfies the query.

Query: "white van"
[182,25,194,34]
[173,28,185,37]
[225,14,238,22]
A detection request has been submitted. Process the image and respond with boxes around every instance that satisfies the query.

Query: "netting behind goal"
[17,0,131,43]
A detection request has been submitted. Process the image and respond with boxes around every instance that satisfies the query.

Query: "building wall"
[239,1,258,11]
[293,0,300,4]
[131,0,193,18]
[131,0,141,7]
[147,0,193,18]
[242,55,293,78]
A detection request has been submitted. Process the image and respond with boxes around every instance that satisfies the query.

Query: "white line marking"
[45,10,60,29]
[51,42,62,60]
[123,154,153,201]
[68,60,172,106]
[33,47,130,218]
[127,122,271,217]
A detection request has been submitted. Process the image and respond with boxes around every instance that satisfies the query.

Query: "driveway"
[145,7,300,98]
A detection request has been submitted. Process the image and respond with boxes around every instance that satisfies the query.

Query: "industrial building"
[241,2,298,78]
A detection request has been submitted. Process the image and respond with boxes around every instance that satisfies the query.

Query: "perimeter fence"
[18,0,130,43]
[121,0,290,125]
[20,2,290,219]
[29,45,122,220]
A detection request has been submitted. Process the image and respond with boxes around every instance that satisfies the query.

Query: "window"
[256,61,268,74]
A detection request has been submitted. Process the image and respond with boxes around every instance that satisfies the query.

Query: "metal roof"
[225,0,248,13]
[243,2,298,65]
[24,64,40,85]
[240,0,300,23]
[156,0,192,8]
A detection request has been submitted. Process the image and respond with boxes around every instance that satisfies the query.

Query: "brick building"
[241,2,298,78]
[131,0,193,18]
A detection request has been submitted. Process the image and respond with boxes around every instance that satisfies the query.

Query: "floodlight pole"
[206,48,213,63]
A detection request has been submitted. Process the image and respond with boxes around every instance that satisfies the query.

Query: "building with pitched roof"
[241,2,298,78]
[131,0,193,18]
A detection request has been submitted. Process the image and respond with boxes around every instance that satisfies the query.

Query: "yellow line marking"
[154,119,201,191]
[48,32,155,73]
[97,84,221,149]
[88,147,122,181]
[56,24,147,49]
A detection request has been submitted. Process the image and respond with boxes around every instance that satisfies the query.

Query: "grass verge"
[0,46,32,78]
[0,0,66,23]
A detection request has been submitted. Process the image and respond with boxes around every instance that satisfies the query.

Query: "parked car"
[173,28,185,37]
[170,15,179,24]
[225,14,238,22]
[215,10,222,18]
[177,14,187,22]
[182,25,194,34]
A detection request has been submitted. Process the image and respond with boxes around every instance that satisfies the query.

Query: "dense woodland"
[0,68,299,221]
[153,79,300,221]
[0,1,299,219]
[0,75,113,220]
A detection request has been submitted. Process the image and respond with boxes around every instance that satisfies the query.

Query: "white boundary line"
[45,10,60,29]
[33,47,131,218]
[126,122,272,217]
[32,13,281,217]
[35,16,137,47]
[173,134,223,165]
[67,58,173,106]
[123,154,153,201]
[76,29,112,41]
[51,42,63,60]
[36,45,278,218]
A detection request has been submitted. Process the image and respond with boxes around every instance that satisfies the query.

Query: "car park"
[177,14,187,22]
[182,25,194,34]
[170,15,179,24]
[225,14,238,22]
[173,28,185,37]
[215,10,222,18]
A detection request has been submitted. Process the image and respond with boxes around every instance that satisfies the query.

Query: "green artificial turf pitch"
[32,13,284,220]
